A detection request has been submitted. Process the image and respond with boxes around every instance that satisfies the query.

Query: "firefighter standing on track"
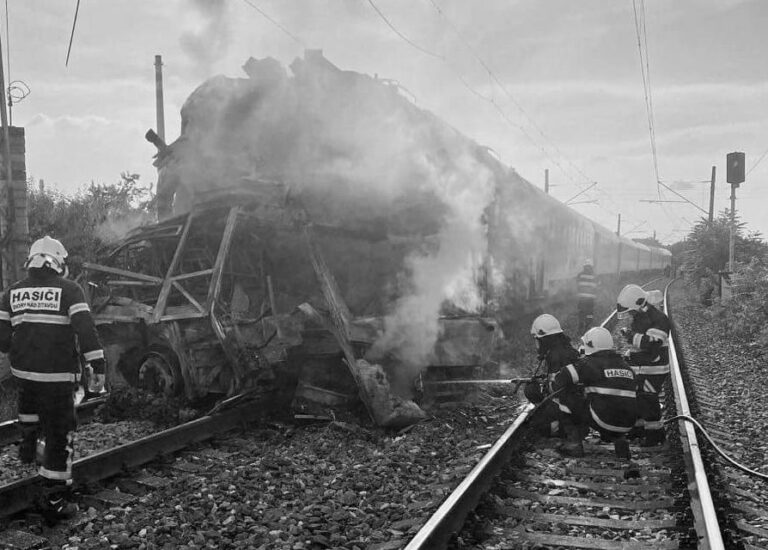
[576,259,597,335]
[617,283,671,447]
[551,326,640,479]
[0,236,106,521]
[526,314,583,438]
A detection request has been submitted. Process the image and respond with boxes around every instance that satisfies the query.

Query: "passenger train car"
[482,148,671,305]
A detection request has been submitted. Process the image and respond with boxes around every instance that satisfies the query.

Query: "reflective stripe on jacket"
[0,271,104,380]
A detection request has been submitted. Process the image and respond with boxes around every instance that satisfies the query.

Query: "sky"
[6,0,768,245]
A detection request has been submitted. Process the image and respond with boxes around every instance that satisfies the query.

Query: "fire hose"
[664,414,768,481]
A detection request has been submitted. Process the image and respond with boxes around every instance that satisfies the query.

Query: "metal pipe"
[154,55,165,142]
[0,26,14,283]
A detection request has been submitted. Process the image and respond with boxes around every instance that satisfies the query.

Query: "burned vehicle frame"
[82,184,310,401]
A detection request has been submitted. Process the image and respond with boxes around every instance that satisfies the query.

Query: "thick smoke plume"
[179,0,230,72]
[162,53,495,373]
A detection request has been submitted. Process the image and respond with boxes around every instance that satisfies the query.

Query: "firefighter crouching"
[526,314,583,439]
[551,327,640,479]
[0,236,106,521]
[617,284,671,447]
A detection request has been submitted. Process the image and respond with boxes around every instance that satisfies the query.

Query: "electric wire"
[426,0,593,190]
[664,414,768,481]
[366,0,442,60]
[747,146,768,176]
[65,0,81,66]
[241,0,306,48]
[631,0,661,193]
[3,0,8,124]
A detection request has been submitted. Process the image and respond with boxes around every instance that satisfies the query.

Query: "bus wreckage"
[82,51,502,429]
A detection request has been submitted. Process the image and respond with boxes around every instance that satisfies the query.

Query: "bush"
[717,259,768,347]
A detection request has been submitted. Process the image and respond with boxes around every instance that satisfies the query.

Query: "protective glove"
[85,363,106,394]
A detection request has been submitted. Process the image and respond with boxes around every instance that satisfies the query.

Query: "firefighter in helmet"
[525,314,583,438]
[0,236,106,521]
[551,326,640,479]
[576,258,597,335]
[617,284,671,446]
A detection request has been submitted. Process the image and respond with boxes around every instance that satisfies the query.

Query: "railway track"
[669,284,768,550]
[406,279,735,549]
[0,393,272,549]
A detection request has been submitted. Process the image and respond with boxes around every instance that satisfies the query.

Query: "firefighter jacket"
[552,350,638,433]
[0,270,105,383]
[623,304,670,394]
[576,267,597,300]
[539,336,581,386]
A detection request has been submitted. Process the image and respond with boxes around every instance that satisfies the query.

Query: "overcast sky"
[8,0,768,244]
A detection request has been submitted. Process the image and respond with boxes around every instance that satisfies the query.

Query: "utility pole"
[154,55,165,142]
[544,168,549,194]
[616,213,622,278]
[0,26,15,285]
[708,166,716,225]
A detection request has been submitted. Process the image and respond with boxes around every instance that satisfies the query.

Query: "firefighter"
[0,236,106,521]
[576,259,597,335]
[617,284,671,446]
[551,326,640,479]
[526,314,583,438]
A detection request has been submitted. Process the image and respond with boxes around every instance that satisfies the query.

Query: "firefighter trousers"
[636,390,665,444]
[17,379,77,483]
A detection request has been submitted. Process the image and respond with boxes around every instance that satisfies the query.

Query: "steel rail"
[406,301,628,549]
[0,397,260,518]
[664,280,724,549]
[403,401,534,549]
[405,276,675,549]
[0,396,107,446]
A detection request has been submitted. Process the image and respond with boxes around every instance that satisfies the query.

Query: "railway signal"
[726,151,745,186]
[723,151,745,301]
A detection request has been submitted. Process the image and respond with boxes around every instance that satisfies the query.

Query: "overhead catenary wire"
[631,0,661,193]
[747,146,768,176]
[426,0,595,191]
[65,0,81,66]
[366,0,586,193]
[367,0,442,60]
[241,0,306,48]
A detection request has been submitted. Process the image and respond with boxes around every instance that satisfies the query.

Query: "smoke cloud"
[179,0,231,73]
[161,53,496,372]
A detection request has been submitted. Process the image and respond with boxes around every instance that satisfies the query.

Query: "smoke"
[95,212,153,245]
[179,0,231,72]
[163,54,497,372]
[371,151,494,371]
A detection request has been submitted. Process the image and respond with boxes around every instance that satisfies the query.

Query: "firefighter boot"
[556,421,584,458]
[17,426,38,465]
[39,481,78,524]
[614,437,641,479]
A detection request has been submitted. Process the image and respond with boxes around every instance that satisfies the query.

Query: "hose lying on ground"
[665,414,768,481]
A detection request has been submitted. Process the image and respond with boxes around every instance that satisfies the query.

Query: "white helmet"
[581,327,614,356]
[646,289,663,307]
[616,284,647,319]
[25,236,68,274]
[531,314,563,338]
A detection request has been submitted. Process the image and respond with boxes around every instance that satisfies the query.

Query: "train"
[81,51,670,407]
[484,157,671,306]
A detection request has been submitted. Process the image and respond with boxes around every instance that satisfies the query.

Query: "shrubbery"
[706,259,768,348]
[27,172,155,265]
[675,211,768,347]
